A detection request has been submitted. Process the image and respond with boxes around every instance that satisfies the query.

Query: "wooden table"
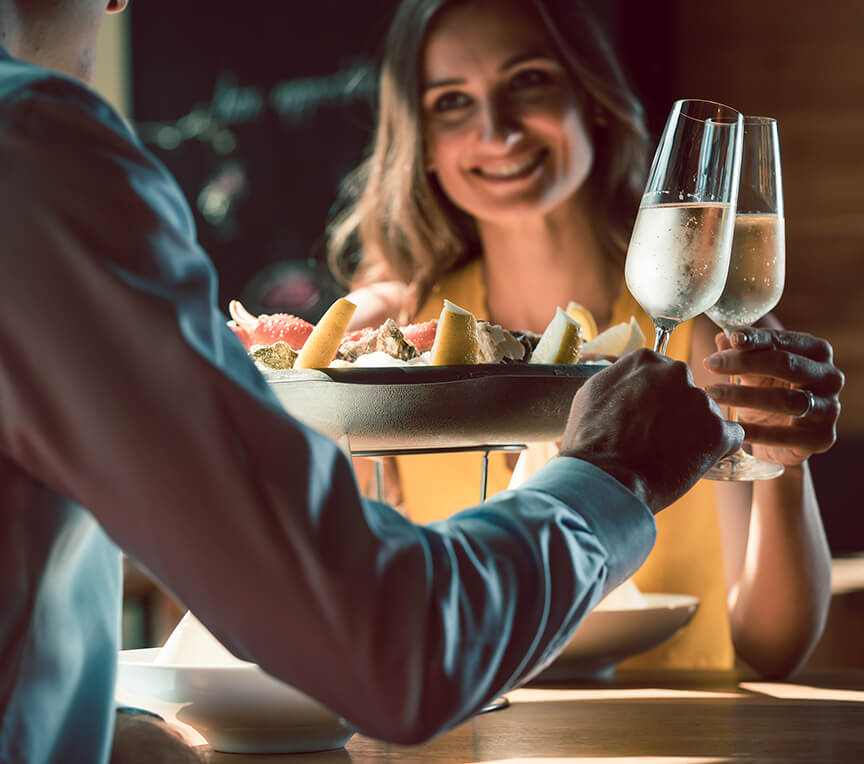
[203,669,864,763]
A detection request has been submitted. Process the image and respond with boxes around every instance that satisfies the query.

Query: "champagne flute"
[626,100,743,354]
[703,116,785,481]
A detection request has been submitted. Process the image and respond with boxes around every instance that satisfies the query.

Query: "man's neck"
[0,6,98,83]
[0,6,24,58]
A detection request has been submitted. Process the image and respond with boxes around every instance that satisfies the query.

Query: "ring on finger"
[794,389,816,419]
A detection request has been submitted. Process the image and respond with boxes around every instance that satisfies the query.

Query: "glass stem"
[721,325,746,459]
[653,325,672,355]
[722,327,741,423]
[727,375,741,424]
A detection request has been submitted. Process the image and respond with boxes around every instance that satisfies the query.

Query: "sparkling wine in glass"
[703,116,785,481]
[626,100,743,354]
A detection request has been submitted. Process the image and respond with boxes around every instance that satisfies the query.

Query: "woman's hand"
[344,281,410,330]
[704,325,844,466]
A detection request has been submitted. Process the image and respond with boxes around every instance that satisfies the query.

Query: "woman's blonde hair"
[327,0,649,319]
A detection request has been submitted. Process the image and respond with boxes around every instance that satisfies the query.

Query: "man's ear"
[107,0,129,13]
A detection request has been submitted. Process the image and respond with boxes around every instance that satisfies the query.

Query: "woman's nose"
[478,97,522,147]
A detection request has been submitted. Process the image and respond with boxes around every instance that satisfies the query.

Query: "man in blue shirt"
[0,2,741,762]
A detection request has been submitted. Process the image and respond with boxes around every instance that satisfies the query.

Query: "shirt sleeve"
[0,79,655,745]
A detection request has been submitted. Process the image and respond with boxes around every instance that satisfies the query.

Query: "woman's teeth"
[474,150,545,179]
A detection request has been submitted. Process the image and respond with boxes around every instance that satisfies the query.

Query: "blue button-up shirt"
[0,46,655,763]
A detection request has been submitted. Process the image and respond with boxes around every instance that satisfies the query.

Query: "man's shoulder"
[0,59,198,257]
[0,58,132,145]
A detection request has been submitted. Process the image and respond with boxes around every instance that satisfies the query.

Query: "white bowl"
[538,593,700,681]
[116,648,354,754]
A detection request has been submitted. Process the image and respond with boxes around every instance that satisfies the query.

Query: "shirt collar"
[0,45,11,62]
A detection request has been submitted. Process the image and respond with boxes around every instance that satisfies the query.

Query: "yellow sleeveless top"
[395,258,733,670]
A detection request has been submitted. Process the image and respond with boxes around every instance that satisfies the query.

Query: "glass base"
[704,448,784,482]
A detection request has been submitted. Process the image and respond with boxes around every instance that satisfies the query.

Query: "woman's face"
[421,0,594,226]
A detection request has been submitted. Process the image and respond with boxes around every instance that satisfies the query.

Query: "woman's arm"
[691,315,841,678]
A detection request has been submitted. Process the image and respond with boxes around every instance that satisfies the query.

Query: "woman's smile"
[470,147,548,181]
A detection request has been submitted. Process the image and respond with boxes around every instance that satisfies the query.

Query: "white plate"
[538,593,700,681]
[115,648,354,754]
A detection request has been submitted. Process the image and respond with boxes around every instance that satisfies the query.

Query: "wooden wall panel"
[670,0,864,435]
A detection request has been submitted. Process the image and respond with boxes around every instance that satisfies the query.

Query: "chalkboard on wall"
[131,2,400,320]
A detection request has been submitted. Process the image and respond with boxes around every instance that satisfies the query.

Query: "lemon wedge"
[565,301,598,342]
[529,307,584,364]
[431,300,479,365]
[582,316,645,357]
[294,298,357,369]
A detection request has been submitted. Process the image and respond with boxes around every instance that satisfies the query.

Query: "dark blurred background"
[93,3,862,643]
[128,1,400,321]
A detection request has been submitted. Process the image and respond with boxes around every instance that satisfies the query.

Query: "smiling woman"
[326,0,843,680]
[327,0,648,326]
[326,0,653,522]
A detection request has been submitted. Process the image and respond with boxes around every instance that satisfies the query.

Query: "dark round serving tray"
[264,363,606,452]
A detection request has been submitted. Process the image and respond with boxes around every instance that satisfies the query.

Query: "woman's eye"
[510,69,551,90]
[432,91,472,113]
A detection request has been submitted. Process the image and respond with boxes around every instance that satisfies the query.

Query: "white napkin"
[154,611,253,666]
[507,442,559,491]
